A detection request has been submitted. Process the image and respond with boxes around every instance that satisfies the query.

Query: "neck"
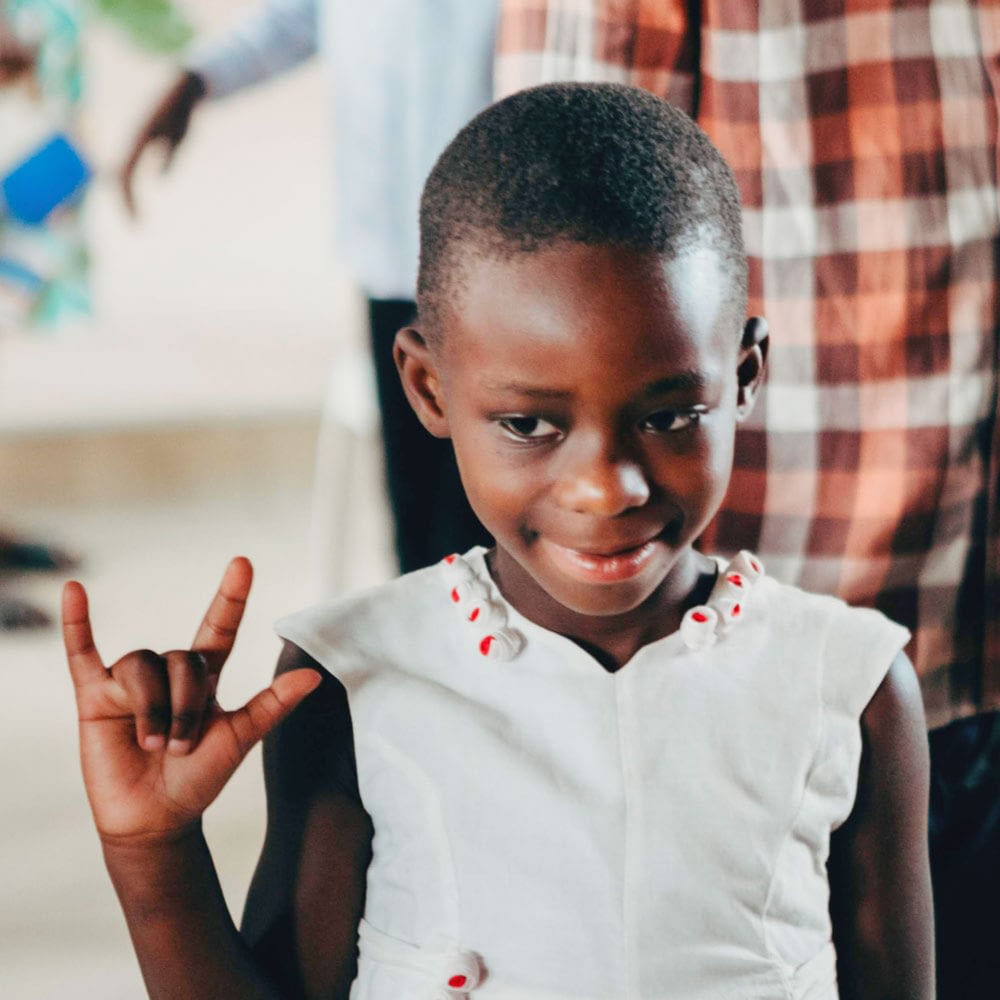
[487,548,718,672]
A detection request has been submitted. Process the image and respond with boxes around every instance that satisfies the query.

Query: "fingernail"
[143,735,166,752]
[167,738,192,756]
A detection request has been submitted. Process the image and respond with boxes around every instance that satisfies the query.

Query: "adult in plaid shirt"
[496,1,998,995]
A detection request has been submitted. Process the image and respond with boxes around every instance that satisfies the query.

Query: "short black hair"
[418,82,747,337]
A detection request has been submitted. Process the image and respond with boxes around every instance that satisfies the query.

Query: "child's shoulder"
[274,548,487,677]
[740,559,910,715]
[751,566,906,642]
[707,551,881,636]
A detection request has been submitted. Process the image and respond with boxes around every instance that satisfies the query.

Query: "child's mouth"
[539,537,660,583]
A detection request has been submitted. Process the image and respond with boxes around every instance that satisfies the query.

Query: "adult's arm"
[122,0,319,213]
[828,651,934,999]
[185,0,319,100]
[241,641,373,999]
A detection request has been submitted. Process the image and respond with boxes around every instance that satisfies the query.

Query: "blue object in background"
[0,258,45,293]
[1,133,92,226]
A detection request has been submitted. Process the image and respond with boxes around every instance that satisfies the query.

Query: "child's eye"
[498,416,560,440]
[641,408,703,433]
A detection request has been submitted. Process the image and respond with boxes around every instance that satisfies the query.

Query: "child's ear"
[393,326,451,438]
[736,316,769,419]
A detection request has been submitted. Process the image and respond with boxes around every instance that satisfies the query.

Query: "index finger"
[191,557,253,670]
[120,123,161,217]
[120,139,146,217]
[62,581,106,687]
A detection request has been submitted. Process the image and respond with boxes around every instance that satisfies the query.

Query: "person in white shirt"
[122,0,498,572]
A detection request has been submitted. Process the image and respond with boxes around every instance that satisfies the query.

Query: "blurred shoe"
[0,593,51,630]
[0,534,80,571]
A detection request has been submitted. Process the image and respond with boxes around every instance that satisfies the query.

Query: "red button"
[448,974,468,988]
[479,635,494,656]
[692,611,709,623]
[451,587,460,603]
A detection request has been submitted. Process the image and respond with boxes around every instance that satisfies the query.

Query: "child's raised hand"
[63,557,320,844]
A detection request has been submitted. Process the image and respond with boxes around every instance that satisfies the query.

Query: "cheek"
[450,430,537,525]
[653,424,735,505]
[698,424,738,506]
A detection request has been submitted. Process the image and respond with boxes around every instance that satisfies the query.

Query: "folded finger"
[110,650,171,751]
[164,650,211,755]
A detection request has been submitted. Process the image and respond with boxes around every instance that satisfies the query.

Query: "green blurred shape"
[92,0,192,54]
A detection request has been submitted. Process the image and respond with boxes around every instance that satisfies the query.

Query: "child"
[63,84,934,999]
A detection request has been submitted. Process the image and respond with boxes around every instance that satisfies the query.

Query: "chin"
[541,570,667,619]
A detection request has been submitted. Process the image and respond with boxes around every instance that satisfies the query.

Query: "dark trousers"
[367,298,492,574]
[929,710,1000,998]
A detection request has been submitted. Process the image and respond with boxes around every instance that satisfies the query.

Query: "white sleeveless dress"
[275,549,909,1000]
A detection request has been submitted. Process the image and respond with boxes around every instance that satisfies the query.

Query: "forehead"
[439,243,740,387]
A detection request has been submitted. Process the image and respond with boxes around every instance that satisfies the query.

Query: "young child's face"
[402,241,766,632]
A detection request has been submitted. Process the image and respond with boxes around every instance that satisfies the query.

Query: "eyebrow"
[481,370,712,399]
[643,371,712,396]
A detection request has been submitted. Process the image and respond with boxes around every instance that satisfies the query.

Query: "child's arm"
[240,642,373,997]
[828,651,934,999]
[63,558,321,999]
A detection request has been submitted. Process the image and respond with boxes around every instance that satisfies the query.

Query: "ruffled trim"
[441,553,525,663]
[679,551,764,651]
[443,550,764,659]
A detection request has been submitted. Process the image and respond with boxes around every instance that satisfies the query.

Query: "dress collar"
[440,548,765,662]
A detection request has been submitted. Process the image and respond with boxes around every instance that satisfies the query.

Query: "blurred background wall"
[1,2,392,995]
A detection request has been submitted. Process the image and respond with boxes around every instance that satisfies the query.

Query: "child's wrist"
[99,818,203,854]
[102,823,211,913]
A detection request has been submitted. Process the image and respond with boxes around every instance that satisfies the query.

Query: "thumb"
[225,668,322,761]
[161,139,180,174]
[120,141,147,218]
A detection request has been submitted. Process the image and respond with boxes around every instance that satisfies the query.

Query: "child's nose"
[552,445,651,517]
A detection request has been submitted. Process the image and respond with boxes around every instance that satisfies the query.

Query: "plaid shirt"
[496,0,1000,728]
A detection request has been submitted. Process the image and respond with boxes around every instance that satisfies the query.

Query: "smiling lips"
[539,536,661,583]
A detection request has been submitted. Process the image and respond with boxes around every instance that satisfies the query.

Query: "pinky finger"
[62,582,106,689]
